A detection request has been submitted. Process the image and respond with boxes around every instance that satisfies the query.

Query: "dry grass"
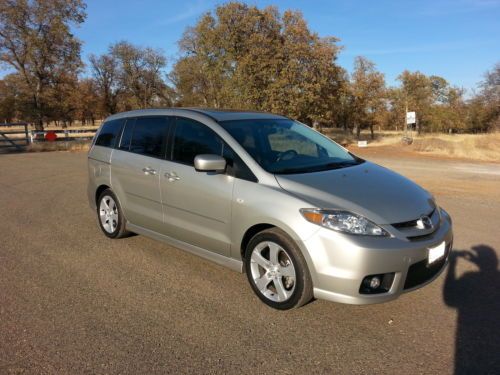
[321,128,500,162]
[260,127,500,162]
[26,140,91,153]
[369,133,500,162]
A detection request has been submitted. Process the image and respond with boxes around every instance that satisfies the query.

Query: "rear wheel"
[245,228,313,310]
[97,189,129,239]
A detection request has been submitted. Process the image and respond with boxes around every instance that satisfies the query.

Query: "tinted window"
[129,117,170,158]
[172,118,223,165]
[171,117,256,181]
[95,119,124,148]
[223,145,258,182]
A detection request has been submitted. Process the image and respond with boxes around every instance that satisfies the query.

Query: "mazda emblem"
[416,215,433,230]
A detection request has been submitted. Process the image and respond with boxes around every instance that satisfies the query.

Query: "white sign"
[406,111,416,124]
[357,140,368,148]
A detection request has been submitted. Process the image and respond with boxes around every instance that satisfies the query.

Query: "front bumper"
[300,209,453,305]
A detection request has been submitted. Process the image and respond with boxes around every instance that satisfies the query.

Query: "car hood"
[275,161,435,224]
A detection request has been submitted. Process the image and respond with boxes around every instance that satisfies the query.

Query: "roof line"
[179,108,220,122]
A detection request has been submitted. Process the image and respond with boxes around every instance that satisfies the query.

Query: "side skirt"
[126,222,243,273]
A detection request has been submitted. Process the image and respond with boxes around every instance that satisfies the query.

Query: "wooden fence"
[0,123,98,151]
[0,123,30,151]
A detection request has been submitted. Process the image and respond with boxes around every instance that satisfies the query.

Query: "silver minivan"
[88,108,453,310]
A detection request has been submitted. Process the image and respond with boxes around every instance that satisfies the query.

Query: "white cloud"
[158,0,212,25]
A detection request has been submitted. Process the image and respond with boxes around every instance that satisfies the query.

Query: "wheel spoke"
[274,278,289,301]
[268,242,281,264]
[104,220,111,232]
[102,198,109,210]
[255,274,272,291]
[251,251,271,270]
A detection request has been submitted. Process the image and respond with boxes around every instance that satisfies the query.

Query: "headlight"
[300,209,389,236]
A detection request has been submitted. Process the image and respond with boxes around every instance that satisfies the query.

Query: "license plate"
[428,242,446,264]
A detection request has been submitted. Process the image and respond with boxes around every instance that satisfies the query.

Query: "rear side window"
[129,117,170,158]
[171,117,223,165]
[95,119,124,148]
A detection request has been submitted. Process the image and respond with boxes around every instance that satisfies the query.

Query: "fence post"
[24,123,30,145]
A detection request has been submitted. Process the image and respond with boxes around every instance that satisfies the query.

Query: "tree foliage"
[172,2,343,124]
[0,0,86,129]
[349,57,386,138]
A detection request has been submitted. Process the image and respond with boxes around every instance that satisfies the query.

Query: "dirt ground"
[347,132,500,163]
[0,149,499,374]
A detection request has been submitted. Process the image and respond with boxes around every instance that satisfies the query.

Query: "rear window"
[95,119,124,148]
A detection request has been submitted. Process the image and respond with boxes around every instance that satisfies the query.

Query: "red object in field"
[45,131,57,142]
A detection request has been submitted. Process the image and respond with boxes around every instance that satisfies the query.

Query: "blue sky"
[51,0,500,91]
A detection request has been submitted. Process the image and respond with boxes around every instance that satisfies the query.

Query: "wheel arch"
[240,223,276,260]
[95,184,111,204]
[238,221,318,286]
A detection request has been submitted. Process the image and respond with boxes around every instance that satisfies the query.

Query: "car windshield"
[219,119,363,174]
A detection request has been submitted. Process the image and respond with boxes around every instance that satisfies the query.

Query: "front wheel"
[245,228,313,310]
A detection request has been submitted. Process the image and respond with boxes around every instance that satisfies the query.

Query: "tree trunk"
[33,92,44,131]
[370,124,374,140]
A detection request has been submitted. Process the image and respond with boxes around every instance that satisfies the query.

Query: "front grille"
[392,208,440,241]
[403,243,452,289]
[392,208,436,230]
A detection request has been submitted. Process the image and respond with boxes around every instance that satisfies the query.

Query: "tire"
[244,228,313,310]
[96,189,130,239]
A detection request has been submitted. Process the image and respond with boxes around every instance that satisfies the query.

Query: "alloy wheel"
[99,195,118,234]
[249,241,296,302]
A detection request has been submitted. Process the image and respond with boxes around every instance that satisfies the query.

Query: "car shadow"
[443,245,500,374]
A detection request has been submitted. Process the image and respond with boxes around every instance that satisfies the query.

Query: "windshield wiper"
[321,161,363,170]
[274,160,363,175]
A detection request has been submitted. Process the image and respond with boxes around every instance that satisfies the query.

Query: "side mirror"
[194,154,226,173]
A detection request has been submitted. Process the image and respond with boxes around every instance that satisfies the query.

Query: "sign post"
[402,111,416,145]
[406,112,416,125]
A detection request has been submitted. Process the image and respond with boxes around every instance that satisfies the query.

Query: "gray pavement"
[0,151,499,374]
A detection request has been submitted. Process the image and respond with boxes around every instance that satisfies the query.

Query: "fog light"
[359,273,395,294]
[369,276,381,289]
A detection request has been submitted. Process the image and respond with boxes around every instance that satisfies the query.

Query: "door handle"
[142,167,157,175]
[164,172,180,182]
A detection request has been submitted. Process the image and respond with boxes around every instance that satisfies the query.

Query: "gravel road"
[1,151,498,374]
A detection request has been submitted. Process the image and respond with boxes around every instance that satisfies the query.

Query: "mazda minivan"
[87,108,453,309]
